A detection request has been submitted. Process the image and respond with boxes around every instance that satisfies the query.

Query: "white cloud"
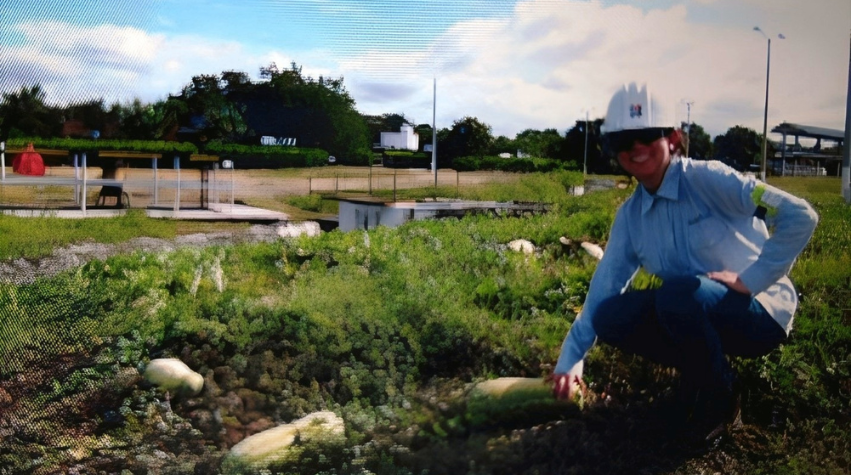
[1,0,847,140]
[0,21,166,104]
[339,0,849,138]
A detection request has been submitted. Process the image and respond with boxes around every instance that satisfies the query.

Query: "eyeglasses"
[602,128,670,156]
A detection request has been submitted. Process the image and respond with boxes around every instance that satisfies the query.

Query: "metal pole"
[73,153,79,204]
[432,77,437,187]
[761,37,771,182]
[684,101,693,158]
[842,30,851,203]
[174,155,180,213]
[212,164,218,205]
[583,111,589,176]
[82,152,87,216]
[153,158,159,205]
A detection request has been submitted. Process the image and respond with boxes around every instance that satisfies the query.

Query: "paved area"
[0,204,288,221]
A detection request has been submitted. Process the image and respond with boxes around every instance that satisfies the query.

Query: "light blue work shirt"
[555,157,818,375]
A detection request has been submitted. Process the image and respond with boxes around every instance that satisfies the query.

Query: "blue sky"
[1,0,848,140]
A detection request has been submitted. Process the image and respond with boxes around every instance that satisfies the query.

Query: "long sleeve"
[739,182,818,294]
[687,162,819,295]
[554,204,641,374]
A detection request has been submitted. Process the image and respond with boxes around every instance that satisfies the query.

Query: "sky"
[1,0,849,140]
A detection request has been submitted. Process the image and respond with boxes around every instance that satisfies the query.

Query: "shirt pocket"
[687,215,730,271]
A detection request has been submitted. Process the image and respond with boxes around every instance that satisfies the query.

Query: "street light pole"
[843,30,851,203]
[583,110,589,177]
[754,26,784,182]
[683,100,694,158]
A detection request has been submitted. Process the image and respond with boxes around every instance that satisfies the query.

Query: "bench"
[96,185,130,208]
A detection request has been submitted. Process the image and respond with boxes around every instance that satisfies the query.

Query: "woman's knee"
[592,291,654,341]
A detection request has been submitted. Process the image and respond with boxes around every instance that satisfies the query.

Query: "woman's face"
[616,134,672,193]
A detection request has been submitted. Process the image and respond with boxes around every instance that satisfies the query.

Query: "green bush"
[2,174,848,473]
[206,142,330,168]
[6,137,197,154]
[453,155,577,173]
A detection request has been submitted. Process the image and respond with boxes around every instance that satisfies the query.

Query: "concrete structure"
[770,122,845,176]
[380,123,419,151]
[338,199,549,232]
[0,146,229,215]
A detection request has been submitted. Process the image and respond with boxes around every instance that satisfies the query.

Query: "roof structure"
[771,122,845,144]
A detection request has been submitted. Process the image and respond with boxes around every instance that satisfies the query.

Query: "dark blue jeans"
[592,275,787,390]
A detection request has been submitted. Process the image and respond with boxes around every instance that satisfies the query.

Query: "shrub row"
[6,137,197,154]
[4,138,331,169]
[453,155,577,173]
[382,151,432,169]
[204,142,330,168]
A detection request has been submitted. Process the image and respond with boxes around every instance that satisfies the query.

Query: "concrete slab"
[1,204,288,222]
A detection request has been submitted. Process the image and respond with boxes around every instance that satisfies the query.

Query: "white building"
[380,123,419,150]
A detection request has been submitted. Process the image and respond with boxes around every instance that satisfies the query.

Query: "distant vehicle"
[328,155,336,164]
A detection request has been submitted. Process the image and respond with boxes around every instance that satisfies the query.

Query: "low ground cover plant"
[0,175,847,474]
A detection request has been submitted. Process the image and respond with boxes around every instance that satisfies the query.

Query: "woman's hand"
[548,372,583,401]
[707,270,751,294]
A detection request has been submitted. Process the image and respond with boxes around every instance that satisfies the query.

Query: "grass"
[0,171,848,474]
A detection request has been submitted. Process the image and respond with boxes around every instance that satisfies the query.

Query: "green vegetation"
[285,194,340,215]
[6,137,197,154]
[454,155,578,173]
[0,175,847,474]
[206,142,330,168]
[0,210,175,260]
[382,150,432,168]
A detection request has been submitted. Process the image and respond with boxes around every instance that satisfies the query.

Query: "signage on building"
[260,136,297,146]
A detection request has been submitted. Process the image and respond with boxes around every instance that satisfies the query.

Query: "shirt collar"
[639,157,681,215]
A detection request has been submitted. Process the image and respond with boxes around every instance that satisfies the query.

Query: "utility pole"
[432,77,438,188]
[754,27,785,182]
[843,30,850,203]
[684,101,694,158]
[583,110,589,176]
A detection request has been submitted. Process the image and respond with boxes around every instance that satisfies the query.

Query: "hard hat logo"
[601,82,674,135]
[629,104,643,118]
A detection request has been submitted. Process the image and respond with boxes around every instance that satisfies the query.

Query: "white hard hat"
[601,82,674,134]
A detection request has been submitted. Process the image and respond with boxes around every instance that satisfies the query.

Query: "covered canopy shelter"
[771,122,845,176]
[0,144,223,216]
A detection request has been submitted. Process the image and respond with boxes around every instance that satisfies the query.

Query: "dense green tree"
[106,98,181,140]
[564,118,605,173]
[362,113,413,147]
[438,116,493,161]
[514,128,563,159]
[178,73,248,142]
[220,70,252,93]
[682,122,712,160]
[257,62,370,162]
[63,99,121,137]
[489,135,515,156]
[713,125,770,170]
[0,84,60,138]
[415,124,434,150]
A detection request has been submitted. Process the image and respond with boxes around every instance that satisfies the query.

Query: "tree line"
[0,63,773,171]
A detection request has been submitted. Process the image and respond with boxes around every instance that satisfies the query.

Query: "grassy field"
[0,171,848,474]
[0,168,580,258]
